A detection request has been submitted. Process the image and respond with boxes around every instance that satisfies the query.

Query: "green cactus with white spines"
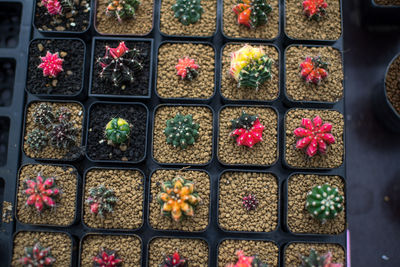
[172,0,204,25]
[26,129,48,152]
[33,103,55,128]
[305,184,344,223]
[164,113,199,149]
[238,54,273,90]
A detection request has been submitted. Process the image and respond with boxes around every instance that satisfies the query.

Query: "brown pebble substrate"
[223,0,279,39]
[285,0,342,40]
[95,0,154,35]
[83,168,144,229]
[23,102,83,160]
[218,106,278,166]
[12,231,72,266]
[374,0,400,5]
[285,46,343,102]
[16,164,77,226]
[148,237,209,266]
[385,54,400,115]
[287,174,346,234]
[157,43,215,99]
[160,0,216,36]
[284,242,345,266]
[285,109,344,168]
[149,169,210,231]
[219,171,278,232]
[221,44,279,101]
[153,105,213,164]
[218,239,279,267]
[80,234,141,266]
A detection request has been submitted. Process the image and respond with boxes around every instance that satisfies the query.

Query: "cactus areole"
[106,0,141,22]
[306,184,344,223]
[38,51,64,78]
[230,111,265,148]
[232,0,272,28]
[172,0,204,25]
[300,249,343,267]
[105,118,131,145]
[18,241,56,266]
[161,251,188,267]
[164,113,200,149]
[300,56,328,85]
[302,0,328,20]
[157,175,201,222]
[175,57,199,81]
[24,174,60,213]
[293,116,335,157]
[225,250,268,267]
[93,248,123,267]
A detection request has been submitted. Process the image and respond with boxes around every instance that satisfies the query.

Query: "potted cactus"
[90,38,153,98]
[160,0,217,37]
[285,0,342,40]
[34,0,91,33]
[95,0,154,35]
[223,0,279,39]
[149,169,210,232]
[221,43,279,102]
[284,242,345,266]
[217,106,278,166]
[156,42,215,100]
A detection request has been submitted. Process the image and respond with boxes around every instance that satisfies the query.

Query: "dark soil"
[284,242,345,266]
[86,103,147,162]
[27,39,84,96]
[91,40,151,96]
[385,54,400,115]
[34,0,90,32]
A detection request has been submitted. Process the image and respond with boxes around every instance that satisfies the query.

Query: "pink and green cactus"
[161,251,188,267]
[242,193,259,211]
[106,0,140,22]
[18,241,56,266]
[93,247,123,267]
[233,0,272,28]
[225,250,268,267]
[230,111,265,148]
[300,56,328,85]
[302,0,328,20]
[86,185,118,218]
[175,57,199,81]
[41,0,75,16]
[23,174,60,213]
[300,249,343,267]
[164,113,200,149]
[38,51,64,78]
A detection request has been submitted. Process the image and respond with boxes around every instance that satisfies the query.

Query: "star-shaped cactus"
[300,249,343,267]
[302,0,328,20]
[230,111,265,148]
[300,56,328,85]
[225,250,268,267]
[18,241,56,266]
[38,51,64,78]
[175,57,199,81]
[161,251,188,267]
[93,248,123,267]
[24,174,60,213]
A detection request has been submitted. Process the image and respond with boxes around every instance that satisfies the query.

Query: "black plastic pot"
[359,0,400,27]
[0,1,21,48]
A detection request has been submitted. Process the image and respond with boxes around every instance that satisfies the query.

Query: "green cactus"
[86,185,118,218]
[164,113,199,149]
[172,0,204,26]
[300,248,343,267]
[106,0,141,22]
[238,54,273,90]
[305,184,344,223]
[105,118,131,145]
[33,103,55,128]
[231,110,258,131]
[26,129,48,152]
[55,107,71,122]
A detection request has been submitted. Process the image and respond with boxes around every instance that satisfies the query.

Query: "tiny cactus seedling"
[105,118,131,145]
[230,111,265,148]
[225,250,268,267]
[172,0,204,25]
[293,116,335,157]
[230,45,273,90]
[233,0,272,28]
[38,51,64,78]
[305,184,344,223]
[242,193,259,211]
[33,103,55,128]
[302,0,328,20]
[106,0,140,22]
[93,248,123,267]
[86,185,118,218]
[48,120,78,149]
[18,241,56,266]
[300,249,343,267]
[161,251,188,267]
[55,106,72,122]
[24,174,60,213]
[26,129,48,152]
[98,41,143,87]
[164,113,200,149]
[175,57,199,81]
[300,56,328,85]
[157,175,201,222]
[42,0,74,16]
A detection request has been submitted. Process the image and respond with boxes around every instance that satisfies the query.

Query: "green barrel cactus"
[105,118,131,145]
[26,129,48,152]
[164,113,199,149]
[172,0,204,26]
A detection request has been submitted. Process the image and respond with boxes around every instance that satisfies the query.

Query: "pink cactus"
[38,51,64,78]
[107,41,129,59]
[24,175,60,213]
[175,57,199,80]
[230,118,265,148]
[41,0,63,15]
[242,194,259,211]
[323,251,343,267]
[293,115,335,157]
[300,56,328,85]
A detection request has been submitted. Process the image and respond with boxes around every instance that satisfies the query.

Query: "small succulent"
[164,113,200,149]
[24,174,60,213]
[18,241,56,266]
[93,247,123,267]
[242,193,259,211]
[233,0,272,28]
[41,0,75,16]
[106,0,140,22]
[98,41,143,87]
[157,175,201,222]
[230,111,265,148]
[55,106,72,122]
[225,250,268,267]
[175,57,199,81]
[160,251,188,267]
[300,56,328,85]
[38,51,64,78]
[230,45,273,90]
[105,118,131,145]
[86,185,118,218]
[293,116,335,157]
[306,184,344,223]
[300,249,343,267]
[48,120,78,149]
[26,129,48,152]
[172,0,204,25]
[302,0,328,20]
[33,103,55,128]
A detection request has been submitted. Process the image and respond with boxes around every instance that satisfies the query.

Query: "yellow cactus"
[157,175,201,222]
[229,44,266,81]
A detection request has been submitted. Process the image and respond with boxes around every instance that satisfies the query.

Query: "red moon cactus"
[24,174,60,213]
[38,51,64,78]
[300,56,328,85]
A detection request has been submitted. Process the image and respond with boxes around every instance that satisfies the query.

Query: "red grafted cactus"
[230,111,265,148]
[175,57,199,81]
[242,194,259,211]
[42,0,62,15]
[225,250,268,267]
[161,251,188,267]
[294,116,335,157]
[18,241,56,266]
[302,0,328,20]
[38,51,64,78]
[24,174,60,213]
[300,56,328,85]
[93,248,122,267]
[233,0,272,28]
